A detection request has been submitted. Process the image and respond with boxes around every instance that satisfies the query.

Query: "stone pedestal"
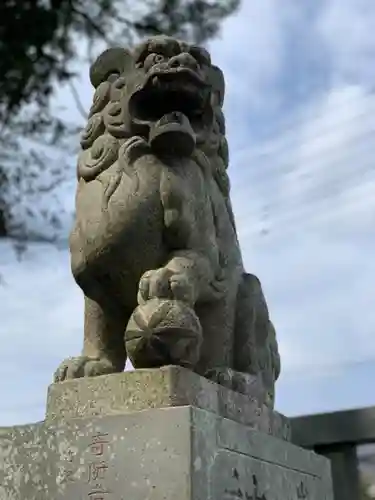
[0,366,333,499]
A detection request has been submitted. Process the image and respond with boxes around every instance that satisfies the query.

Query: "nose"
[168,52,199,71]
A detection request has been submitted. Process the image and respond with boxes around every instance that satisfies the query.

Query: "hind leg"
[194,297,235,377]
[194,301,259,397]
[54,296,128,382]
[233,273,280,407]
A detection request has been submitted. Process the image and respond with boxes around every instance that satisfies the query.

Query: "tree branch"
[71,6,109,41]
[67,80,87,121]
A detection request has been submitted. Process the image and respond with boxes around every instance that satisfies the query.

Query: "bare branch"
[67,80,87,121]
[70,6,110,41]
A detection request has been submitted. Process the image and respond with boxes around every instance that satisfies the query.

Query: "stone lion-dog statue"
[54,35,280,408]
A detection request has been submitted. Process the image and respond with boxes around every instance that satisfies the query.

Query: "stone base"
[0,367,333,500]
[46,365,291,441]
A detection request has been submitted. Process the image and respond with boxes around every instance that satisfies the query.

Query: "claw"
[137,267,195,306]
[53,356,116,382]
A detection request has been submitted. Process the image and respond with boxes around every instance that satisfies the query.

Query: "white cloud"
[317,0,375,87]
[230,82,375,371]
[210,1,284,94]
[208,0,291,147]
[1,1,375,425]
[235,85,375,236]
[0,241,82,425]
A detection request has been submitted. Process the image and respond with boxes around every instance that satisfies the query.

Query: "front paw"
[137,268,194,305]
[53,356,117,383]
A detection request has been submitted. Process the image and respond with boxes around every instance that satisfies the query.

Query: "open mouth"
[129,69,211,127]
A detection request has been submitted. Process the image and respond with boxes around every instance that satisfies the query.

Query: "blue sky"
[1,0,375,426]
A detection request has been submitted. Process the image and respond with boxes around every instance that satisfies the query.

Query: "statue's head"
[85,36,226,158]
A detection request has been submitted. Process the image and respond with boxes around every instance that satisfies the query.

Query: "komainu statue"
[54,36,281,408]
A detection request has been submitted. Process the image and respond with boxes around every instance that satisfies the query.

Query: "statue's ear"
[207,65,225,107]
[89,47,134,88]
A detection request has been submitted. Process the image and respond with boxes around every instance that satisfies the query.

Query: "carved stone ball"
[125,298,203,369]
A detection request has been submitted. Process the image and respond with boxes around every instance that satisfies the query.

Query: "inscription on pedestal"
[224,472,268,500]
[52,409,193,500]
[87,432,111,499]
[0,403,332,500]
[224,476,309,500]
[56,427,116,500]
[214,450,319,500]
[296,481,308,499]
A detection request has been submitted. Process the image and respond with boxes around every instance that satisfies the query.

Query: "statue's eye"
[144,53,165,71]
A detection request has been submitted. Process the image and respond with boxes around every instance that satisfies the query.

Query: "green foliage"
[0,0,240,124]
[0,0,239,241]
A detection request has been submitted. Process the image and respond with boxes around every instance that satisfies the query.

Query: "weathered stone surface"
[0,422,49,499]
[53,35,281,409]
[0,406,333,500]
[46,366,291,441]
